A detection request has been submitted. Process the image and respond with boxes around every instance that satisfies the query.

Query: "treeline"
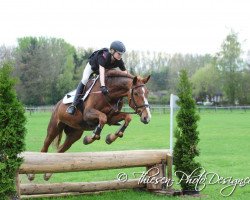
[1,37,93,105]
[0,31,250,106]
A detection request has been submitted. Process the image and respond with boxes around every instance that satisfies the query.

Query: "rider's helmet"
[110,41,126,54]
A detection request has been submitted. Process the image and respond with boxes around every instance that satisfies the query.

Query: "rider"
[66,40,127,115]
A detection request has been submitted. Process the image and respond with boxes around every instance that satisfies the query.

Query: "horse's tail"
[52,128,63,150]
[48,100,64,150]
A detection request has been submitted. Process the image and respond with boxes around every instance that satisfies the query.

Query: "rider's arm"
[121,70,128,75]
[99,65,105,86]
[119,60,127,74]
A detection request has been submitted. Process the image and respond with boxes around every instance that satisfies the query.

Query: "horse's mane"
[105,70,134,79]
[104,69,146,91]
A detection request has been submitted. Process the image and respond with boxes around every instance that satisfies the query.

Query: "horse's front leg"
[106,113,132,144]
[83,108,107,145]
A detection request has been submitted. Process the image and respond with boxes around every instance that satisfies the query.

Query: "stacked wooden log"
[17,149,172,198]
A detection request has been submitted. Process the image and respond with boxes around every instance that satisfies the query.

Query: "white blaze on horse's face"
[141,87,151,124]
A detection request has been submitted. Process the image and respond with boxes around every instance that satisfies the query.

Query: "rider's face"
[113,51,123,60]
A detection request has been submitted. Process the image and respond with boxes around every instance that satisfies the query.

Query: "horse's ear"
[133,76,138,85]
[143,75,151,84]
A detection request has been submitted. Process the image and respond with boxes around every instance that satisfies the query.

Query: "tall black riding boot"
[66,82,85,115]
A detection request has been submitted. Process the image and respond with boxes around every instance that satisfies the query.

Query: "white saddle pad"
[62,76,99,104]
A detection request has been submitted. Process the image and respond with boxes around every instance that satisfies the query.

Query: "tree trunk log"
[20,179,144,195]
[19,150,171,174]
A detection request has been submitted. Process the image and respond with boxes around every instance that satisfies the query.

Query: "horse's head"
[128,75,151,124]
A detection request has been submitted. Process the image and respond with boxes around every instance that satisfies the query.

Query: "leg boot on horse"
[82,108,108,145]
[83,124,102,145]
[106,113,132,144]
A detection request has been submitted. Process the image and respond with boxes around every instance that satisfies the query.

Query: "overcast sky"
[1,0,250,54]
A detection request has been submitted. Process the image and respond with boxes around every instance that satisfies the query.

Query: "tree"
[72,48,93,84]
[147,68,169,91]
[0,45,14,65]
[173,69,201,192]
[238,69,250,104]
[123,50,140,75]
[0,63,26,199]
[14,37,76,105]
[168,53,213,94]
[216,31,244,104]
[191,62,222,102]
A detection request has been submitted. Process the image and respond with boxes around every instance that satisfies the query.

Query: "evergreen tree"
[173,69,201,192]
[0,63,26,199]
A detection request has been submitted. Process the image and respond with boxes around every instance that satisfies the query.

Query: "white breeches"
[81,63,94,85]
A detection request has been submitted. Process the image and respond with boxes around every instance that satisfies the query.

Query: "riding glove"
[100,86,109,95]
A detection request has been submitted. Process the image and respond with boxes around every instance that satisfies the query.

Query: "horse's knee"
[99,115,107,125]
[124,115,132,125]
[125,115,132,122]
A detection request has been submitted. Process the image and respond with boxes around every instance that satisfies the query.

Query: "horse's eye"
[134,92,139,96]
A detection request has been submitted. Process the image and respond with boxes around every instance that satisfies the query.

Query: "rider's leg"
[66,63,93,115]
[66,82,85,115]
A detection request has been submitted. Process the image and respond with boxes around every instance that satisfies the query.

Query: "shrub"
[0,63,26,199]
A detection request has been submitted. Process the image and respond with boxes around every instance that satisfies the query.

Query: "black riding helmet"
[110,41,126,54]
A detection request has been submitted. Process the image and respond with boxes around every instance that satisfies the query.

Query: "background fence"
[25,105,250,115]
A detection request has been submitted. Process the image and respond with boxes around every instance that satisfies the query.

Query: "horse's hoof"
[27,174,35,181]
[83,136,93,145]
[117,132,124,138]
[95,135,100,140]
[44,173,52,181]
[105,134,113,145]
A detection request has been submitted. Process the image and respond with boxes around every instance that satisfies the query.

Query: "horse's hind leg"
[41,121,65,153]
[43,127,83,181]
[41,121,65,181]
[26,113,64,181]
[57,126,83,153]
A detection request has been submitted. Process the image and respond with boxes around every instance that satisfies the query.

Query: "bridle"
[96,74,150,115]
[128,84,150,115]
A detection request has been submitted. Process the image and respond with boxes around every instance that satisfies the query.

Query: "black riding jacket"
[88,48,126,74]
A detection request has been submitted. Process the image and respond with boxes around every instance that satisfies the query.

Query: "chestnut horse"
[28,70,151,181]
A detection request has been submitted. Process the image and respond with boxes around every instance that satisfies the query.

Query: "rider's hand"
[100,86,109,95]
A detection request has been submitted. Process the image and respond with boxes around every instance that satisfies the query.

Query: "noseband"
[129,84,150,115]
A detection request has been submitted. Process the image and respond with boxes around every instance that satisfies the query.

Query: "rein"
[103,95,138,115]
[88,74,150,115]
[94,84,150,115]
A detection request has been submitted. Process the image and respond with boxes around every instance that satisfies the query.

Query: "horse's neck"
[107,77,132,98]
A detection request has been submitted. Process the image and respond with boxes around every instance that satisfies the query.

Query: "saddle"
[62,76,99,105]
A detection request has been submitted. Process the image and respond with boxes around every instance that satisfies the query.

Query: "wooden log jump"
[20,179,144,195]
[17,149,173,198]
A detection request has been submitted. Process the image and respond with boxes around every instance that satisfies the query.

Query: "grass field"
[22,110,250,200]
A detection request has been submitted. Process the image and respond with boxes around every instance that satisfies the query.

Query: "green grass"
[21,110,250,199]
